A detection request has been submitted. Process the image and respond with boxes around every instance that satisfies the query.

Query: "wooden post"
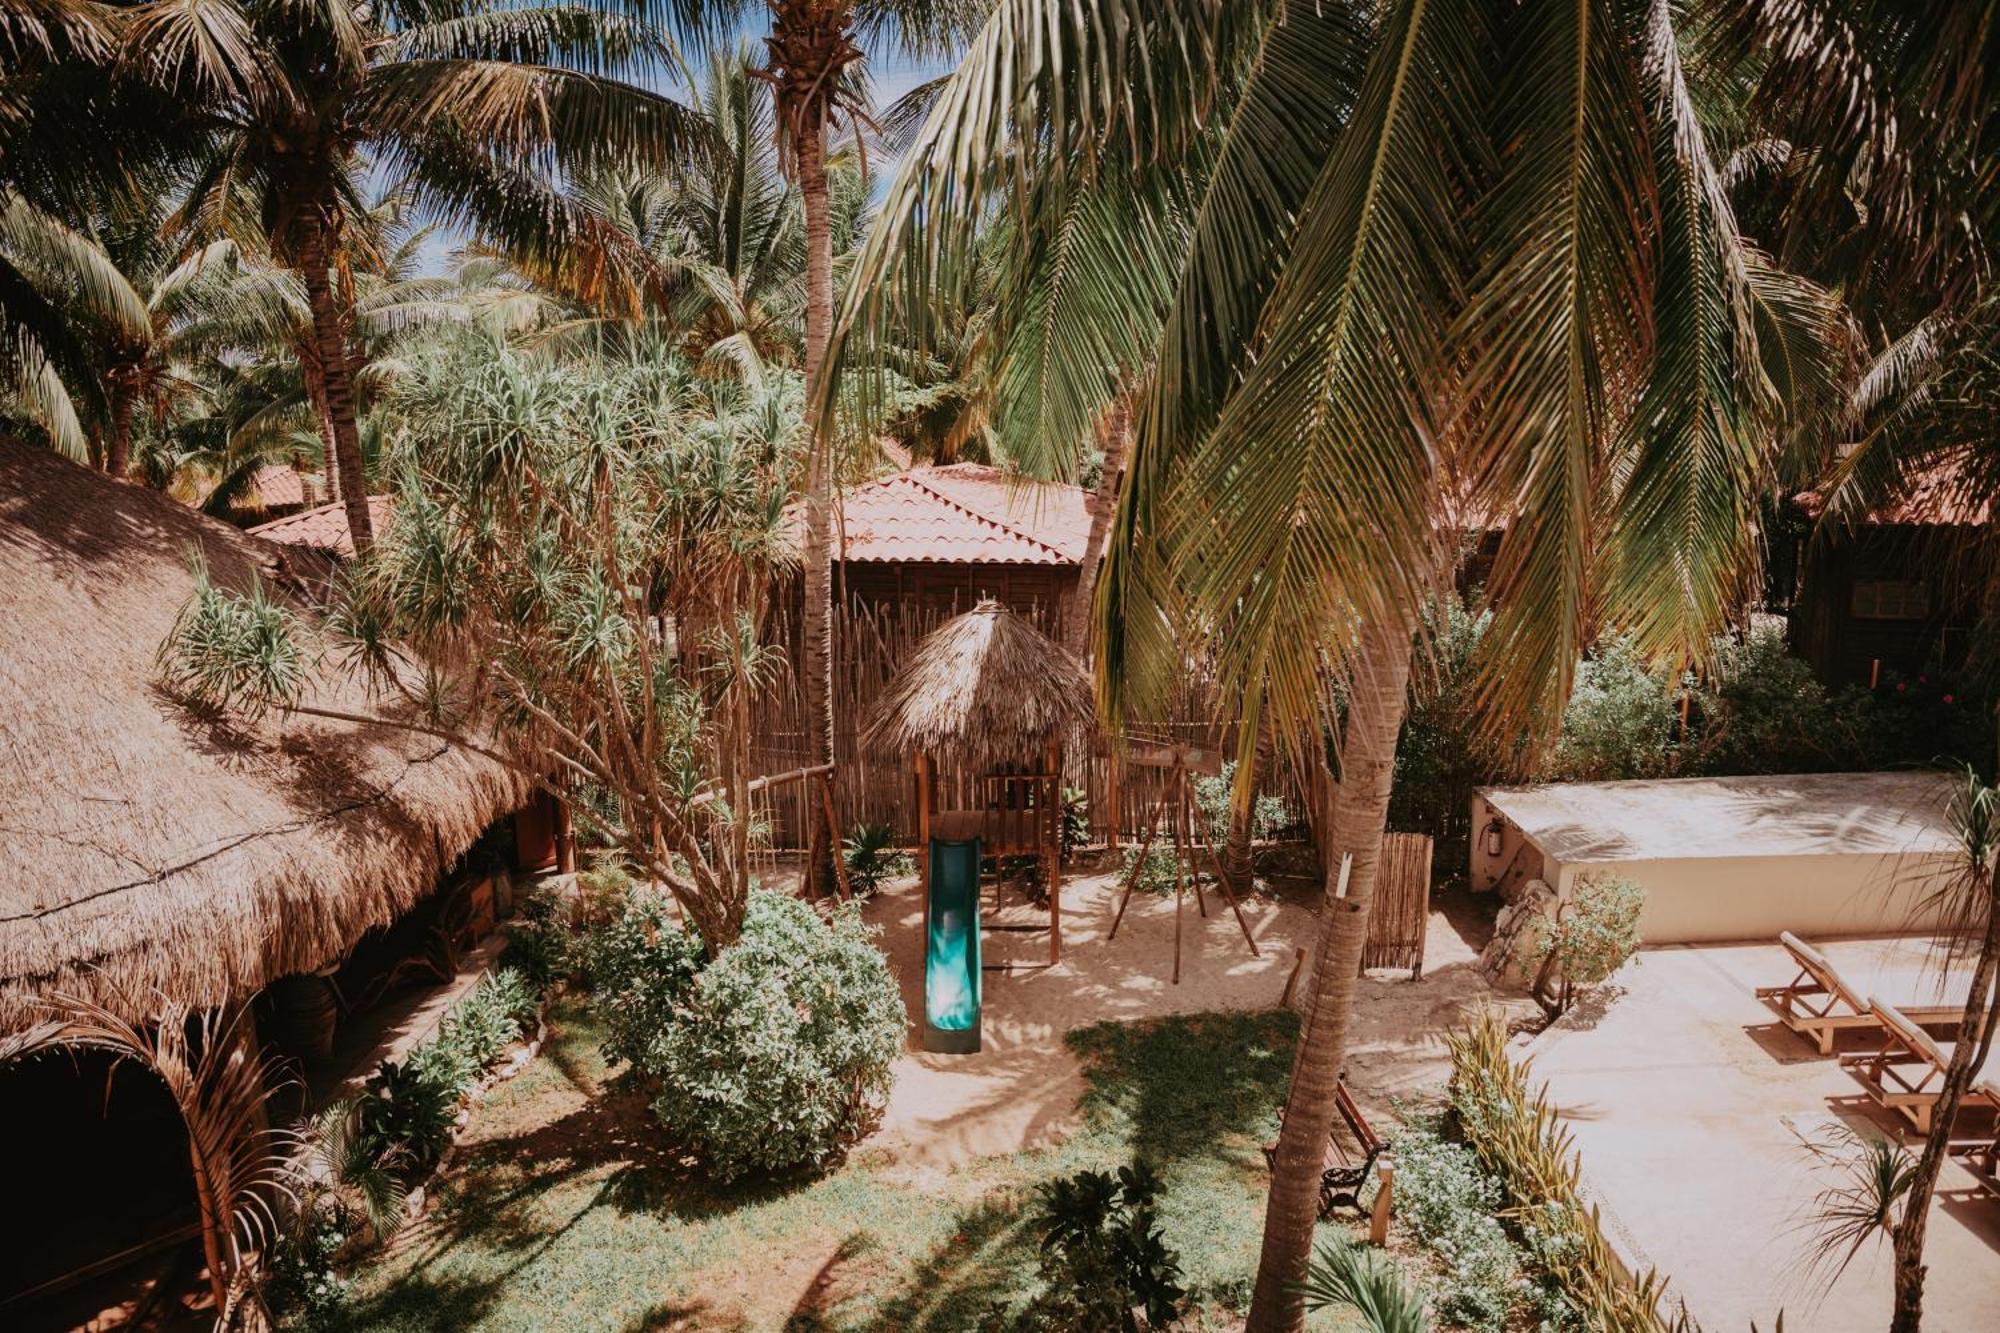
[1369,1158,1394,1245]
[916,752,931,914]
[817,772,852,902]
[1106,745,1122,850]
[554,795,577,874]
[1046,739,1062,964]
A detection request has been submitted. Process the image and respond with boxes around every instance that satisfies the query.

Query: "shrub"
[502,890,571,990]
[600,890,906,1181]
[1688,620,1849,774]
[1300,1236,1432,1333]
[1389,1120,1520,1332]
[1191,759,1288,848]
[1447,1014,1693,1332]
[1120,844,1182,898]
[1550,637,1681,782]
[843,821,914,896]
[577,888,702,1063]
[356,1057,459,1177]
[1392,595,1498,855]
[1002,1164,1188,1331]
[1061,785,1091,860]
[1527,874,1645,1015]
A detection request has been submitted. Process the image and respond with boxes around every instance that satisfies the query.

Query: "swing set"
[1106,740,1260,982]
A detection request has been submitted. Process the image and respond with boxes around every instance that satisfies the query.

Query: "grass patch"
[327,999,1358,1331]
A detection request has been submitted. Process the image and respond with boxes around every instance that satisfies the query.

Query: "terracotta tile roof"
[248,496,392,558]
[836,464,1095,566]
[248,463,312,509]
[1792,458,1991,528]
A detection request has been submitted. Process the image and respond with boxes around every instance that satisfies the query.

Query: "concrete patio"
[1531,937,2000,1331]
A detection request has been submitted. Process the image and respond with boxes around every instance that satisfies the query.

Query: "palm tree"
[653,0,982,891]
[100,0,704,553]
[831,5,1836,1328]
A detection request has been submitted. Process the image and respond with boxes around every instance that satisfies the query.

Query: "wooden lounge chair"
[1263,1079,1390,1222]
[1839,998,2000,1134]
[1950,1125,2000,1198]
[1755,932,1964,1055]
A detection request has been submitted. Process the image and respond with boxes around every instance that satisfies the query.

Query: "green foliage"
[1120,844,1182,898]
[356,1057,459,1179]
[1190,759,1287,847]
[999,1163,1188,1332]
[596,890,906,1182]
[1528,875,1646,1014]
[1447,1015,1700,1332]
[1299,1236,1432,1333]
[157,556,310,718]
[500,891,571,992]
[1062,785,1091,860]
[266,1208,351,1332]
[1688,621,1848,774]
[1392,594,1498,852]
[355,968,544,1179]
[1387,1120,1522,1332]
[844,821,914,896]
[1549,637,1683,782]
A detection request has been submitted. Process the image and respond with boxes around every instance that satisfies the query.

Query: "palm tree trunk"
[1226,713,1274,893]
[797,106,837,894]
[1066,397,1129,657]
[296,217,373,554]
[105,376,134,478]
[1245,615,1414,1333]
[1889,873,2000,1333]
[304,354,339,501]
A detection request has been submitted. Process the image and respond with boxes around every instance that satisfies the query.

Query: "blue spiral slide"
[922,837,982,1054]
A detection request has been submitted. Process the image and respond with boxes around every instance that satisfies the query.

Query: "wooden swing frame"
[1106,744,1259,983]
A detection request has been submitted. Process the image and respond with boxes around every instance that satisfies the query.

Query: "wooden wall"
[1789,525,1980,685]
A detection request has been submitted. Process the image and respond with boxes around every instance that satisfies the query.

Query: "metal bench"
[1263,1078,1391,1224]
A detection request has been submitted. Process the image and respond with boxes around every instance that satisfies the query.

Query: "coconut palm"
[831,4,1840,1327]
[645,0,982,892]
[94,0,704,553]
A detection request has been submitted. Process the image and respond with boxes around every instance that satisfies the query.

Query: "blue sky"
[402,35,956,274]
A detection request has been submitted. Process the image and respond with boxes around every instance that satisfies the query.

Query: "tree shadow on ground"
[793,1193,1039,1332]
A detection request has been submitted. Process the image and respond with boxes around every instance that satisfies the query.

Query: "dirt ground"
[859,858,1517,1180]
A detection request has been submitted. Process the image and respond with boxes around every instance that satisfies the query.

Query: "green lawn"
[329,999,1362,1331]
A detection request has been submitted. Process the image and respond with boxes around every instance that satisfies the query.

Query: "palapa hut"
[0,440,530,1311]
[862,600,1095,962]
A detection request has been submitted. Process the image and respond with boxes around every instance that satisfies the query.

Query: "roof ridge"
[895,469,1070,561]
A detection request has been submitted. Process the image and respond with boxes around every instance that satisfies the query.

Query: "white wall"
[1551,851,1961,944]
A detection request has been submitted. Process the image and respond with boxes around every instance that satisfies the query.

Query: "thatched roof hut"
[862,599,1095,770]
[0,441,528,1035]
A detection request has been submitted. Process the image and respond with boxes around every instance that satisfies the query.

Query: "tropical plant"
[357,1055,459,1178]
[1881,768,2000,1330]
[1526,875,1647,1017]
[160,332,801,951]
[0,993,293,1325]
[1298,1237,1432,1333]
[594,889,906,1181]
[842,820,911,895]
[90,0,703,553]
[829,4,1847,1319]
[1012,1163,1187,1332]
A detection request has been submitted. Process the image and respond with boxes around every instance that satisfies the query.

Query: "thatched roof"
[861,600,1095,769]
[0,441,528,1035]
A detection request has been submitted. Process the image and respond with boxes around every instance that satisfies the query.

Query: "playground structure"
[861,601,1096,1052]
[1106,739,1261,983]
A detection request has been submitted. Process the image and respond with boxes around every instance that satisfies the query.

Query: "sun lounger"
[1755,932,1964,1054]
[1950,1126,2000,1197]
[1838,997,2000,1134]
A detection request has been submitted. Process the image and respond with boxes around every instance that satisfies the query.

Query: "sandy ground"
[1529,936,2000,1333]
[858,861,1515,1178]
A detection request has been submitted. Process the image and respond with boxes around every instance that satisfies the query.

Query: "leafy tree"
[832,6,1842,1327]
[162,331,801,950]
[100,0,705,553]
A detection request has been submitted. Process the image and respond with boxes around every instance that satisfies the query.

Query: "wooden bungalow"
[829,463,1096,637]
[0,441,532,1318]
[1786,467,1987,686]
